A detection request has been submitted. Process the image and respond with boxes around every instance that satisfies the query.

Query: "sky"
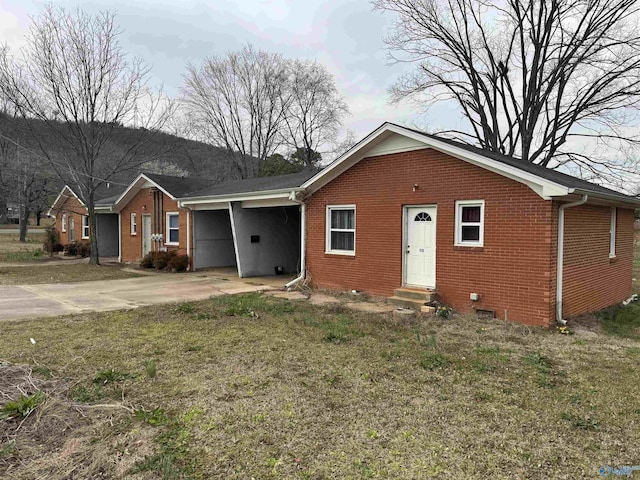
[0,0,463,140]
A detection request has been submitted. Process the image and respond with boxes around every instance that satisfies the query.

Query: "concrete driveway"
[0,271,284,322]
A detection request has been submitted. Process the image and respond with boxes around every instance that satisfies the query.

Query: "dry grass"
[0,264,142,285]
[0,233,46,262]
[0,294,638,479]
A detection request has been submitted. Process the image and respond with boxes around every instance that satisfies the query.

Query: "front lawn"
[0,293,638,479]
[0,233,45,262]
[0,264,142,285]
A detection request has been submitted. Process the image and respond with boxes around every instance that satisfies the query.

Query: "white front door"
[405,206,436,288]
[142,215,152,256]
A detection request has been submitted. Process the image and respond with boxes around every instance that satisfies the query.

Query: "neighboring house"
[6,203,20,224]
[48,185,124,257]
[111,173,211,262]
[49,123,640,327]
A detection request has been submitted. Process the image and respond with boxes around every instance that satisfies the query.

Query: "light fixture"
[412,184,419,192]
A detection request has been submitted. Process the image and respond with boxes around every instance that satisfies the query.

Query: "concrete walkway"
[0,271,284,322]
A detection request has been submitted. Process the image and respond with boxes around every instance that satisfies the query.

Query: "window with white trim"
[69,217,75,242]
[326,205,355,255]
[455,200,485,246]
[610,207,617,258]
[131,213,137,235]
[166,212,179,245]
[82,215,90,239]
[61,214,67,232]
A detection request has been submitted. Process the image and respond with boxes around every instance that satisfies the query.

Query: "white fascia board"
[241,198,298,208]
[47,185,85,216]
[302,123,573,200]
[95,206,114,213]
[301,126,391,192]
[178,188,303,208]
[112,173,176,212]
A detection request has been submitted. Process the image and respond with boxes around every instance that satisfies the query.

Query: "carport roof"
[185,169,320,199]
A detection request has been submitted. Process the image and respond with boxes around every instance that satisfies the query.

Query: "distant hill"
[0,113,253,209]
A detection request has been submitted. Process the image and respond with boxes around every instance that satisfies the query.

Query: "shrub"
[152,250,177,270]
[168,254,189,272]
[64,241,90,257]
[43,227,61,255]
[140,252,157,268]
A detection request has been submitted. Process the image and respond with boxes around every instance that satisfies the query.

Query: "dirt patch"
[0,363,136,479]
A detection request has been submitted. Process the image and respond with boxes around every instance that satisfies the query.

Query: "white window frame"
[61,214,67,232]
[130,213,137,235]
[325,205,356,256]
[609,207,617,258]
[81,215,90,239]
[455,200,485,247]
[166,212,180,246]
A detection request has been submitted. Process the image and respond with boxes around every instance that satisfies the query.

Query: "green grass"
[0,293,639,479]
[0,391,46,420]
[598,302,640,340]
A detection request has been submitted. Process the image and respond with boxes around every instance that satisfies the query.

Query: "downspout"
[186,206,191,270]
[285,191,306,289]
[117,212,122,263]
[556,194,588,325]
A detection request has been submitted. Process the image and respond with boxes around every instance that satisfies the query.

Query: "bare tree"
[0,113,54,241]
[182,45,290,179]
[281,60,350,167]
[0,5,173,264]
[373,0,640,186]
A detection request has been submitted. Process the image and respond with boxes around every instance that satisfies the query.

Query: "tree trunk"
[19,206,29,242]
[88,194,100,265]
[0,196,8,225]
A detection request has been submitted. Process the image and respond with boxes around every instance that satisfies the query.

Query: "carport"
[179,170,317,279]
[192,208,236,270]
[95,213,119,257]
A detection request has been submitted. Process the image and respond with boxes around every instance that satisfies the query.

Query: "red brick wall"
[562,204,634,317]
[306,148,556,326]
[53,195,86,245]
[120,188,189,262]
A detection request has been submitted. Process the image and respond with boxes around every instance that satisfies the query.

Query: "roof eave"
[178,187,304,206]
[112,173,177,212]
[302,123,574,200]
[570,188,640,207]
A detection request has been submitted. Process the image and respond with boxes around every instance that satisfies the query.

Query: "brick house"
[111,173,211,262]
[296,123,639,326]
[49,123,639,326]
[48,186,91,245]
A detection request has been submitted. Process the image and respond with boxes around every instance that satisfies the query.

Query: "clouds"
[0,0,447,138]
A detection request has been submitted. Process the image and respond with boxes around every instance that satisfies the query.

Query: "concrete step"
[388,296,428,309]
[393,288,436,302]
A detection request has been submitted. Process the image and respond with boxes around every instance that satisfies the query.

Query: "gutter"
[556,194,588,325]
[178,187,305,205]
[285,191,306,290]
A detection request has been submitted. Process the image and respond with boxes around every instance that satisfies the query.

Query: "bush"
[152,250,177,270]
[139,251,189,272]
[43,227,62,255]
[64,241,90,257]
[168,254,189,272]
[140,252,157,268]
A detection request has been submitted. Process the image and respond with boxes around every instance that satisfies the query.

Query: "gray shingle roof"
[143,172,213,198]
[392,123,638,202]
[186,169,319,198]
